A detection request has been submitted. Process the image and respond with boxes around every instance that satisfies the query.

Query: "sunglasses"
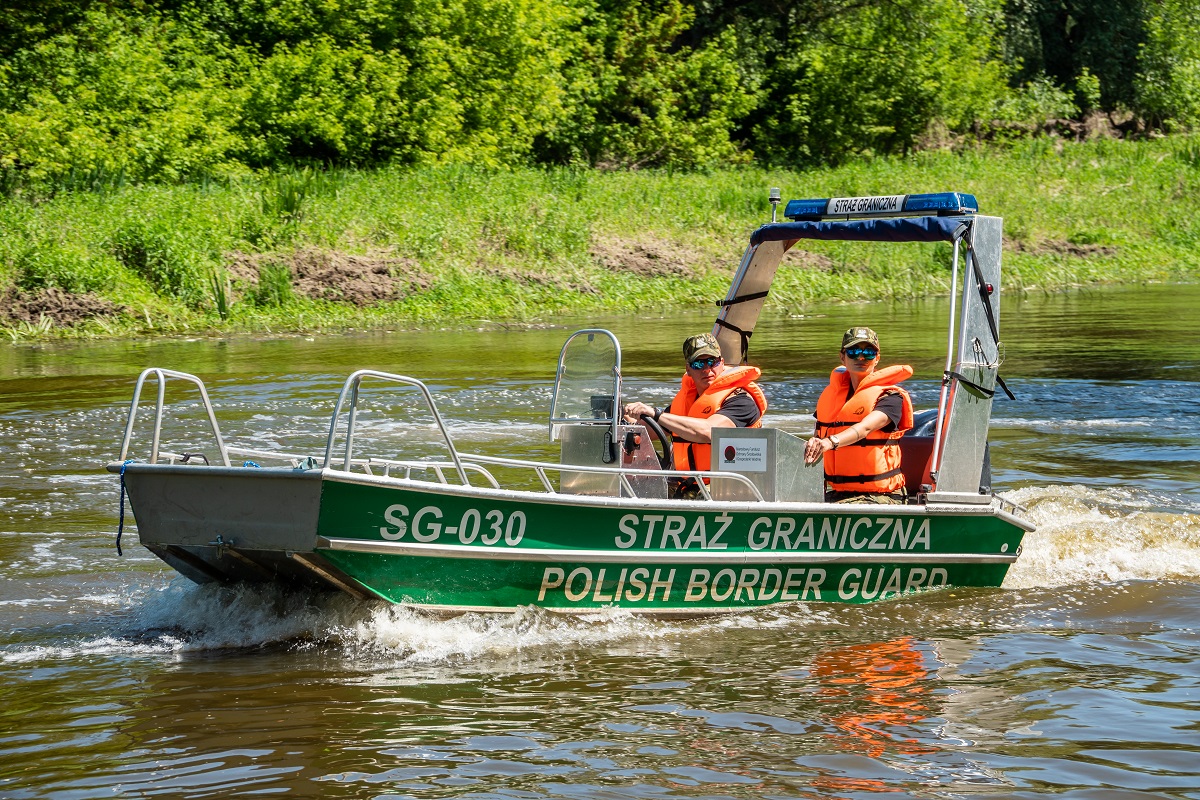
[688,356,722,370]
[843,347,878,360]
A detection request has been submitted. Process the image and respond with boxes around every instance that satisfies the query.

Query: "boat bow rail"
[323,369,470,484]
[119,368,231,466]
[113,367,763,502]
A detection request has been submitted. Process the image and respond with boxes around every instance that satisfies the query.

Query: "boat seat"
[898,408,937,499]
[898,435,934,497]
[896,434,992,500]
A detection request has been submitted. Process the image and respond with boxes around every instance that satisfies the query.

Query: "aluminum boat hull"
[111,462,1029,615]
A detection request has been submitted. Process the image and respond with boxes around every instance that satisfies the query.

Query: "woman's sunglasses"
[688,356,722,370]
[843,347,878,360]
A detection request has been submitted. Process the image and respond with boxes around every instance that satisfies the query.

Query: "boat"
[107,190,1032,615]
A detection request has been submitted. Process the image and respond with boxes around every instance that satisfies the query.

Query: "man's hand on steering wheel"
[622,401,655,424]
[636,412,674,471]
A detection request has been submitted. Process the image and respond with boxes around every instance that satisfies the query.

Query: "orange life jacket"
[815,364,914,494]
[669,366,767,471]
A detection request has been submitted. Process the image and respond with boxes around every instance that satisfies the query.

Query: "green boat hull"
[314,475,1024,613]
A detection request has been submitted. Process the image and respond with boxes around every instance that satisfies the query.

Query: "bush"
[1137,0,1200,128]
[536,0,755,168]
[211,0,576,168]
[0,10,246,190]
[14,240,122,294]
[249,263,294,308]
[109,221,207,303]
[0,0,575,187]
[3,0,1200,183]
[994,76,1080,125]
[753,0,1012,164]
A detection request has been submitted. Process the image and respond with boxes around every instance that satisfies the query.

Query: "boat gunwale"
[316,465,1034,528]
[106,460,1036,532]
[316,535,1021,564]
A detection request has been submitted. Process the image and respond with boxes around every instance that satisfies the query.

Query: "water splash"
[1003,484,1200,588]
[338,602,667,664]
[1,578,676,665]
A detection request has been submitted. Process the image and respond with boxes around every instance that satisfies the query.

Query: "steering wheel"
[638,414,674,471]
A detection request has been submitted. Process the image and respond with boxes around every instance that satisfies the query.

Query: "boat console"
[549,190,1005,506]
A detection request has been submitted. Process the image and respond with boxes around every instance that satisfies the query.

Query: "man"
[804,326,914,504]
[623,333,767,495]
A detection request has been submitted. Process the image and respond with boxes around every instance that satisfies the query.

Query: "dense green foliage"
[1137,0,1200,128]
[2,1,1199,341]
[3,137,1200,339]
[748,0,1011,163]
[2,0,1200,188]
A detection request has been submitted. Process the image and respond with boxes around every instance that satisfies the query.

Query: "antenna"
[769,187,781,223]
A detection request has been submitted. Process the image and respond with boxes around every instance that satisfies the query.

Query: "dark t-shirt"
[872,392,904,432]
[820,387,904,432]
[714,388,762,427]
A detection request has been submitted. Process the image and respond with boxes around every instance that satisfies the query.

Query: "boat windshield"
[548,329,621,442]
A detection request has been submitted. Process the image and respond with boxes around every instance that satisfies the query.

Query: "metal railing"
[227,447,764,501]
[361,452,766,501]
[118,368,230,466]
[117,367,766,502]
[322,369,470,485]
[226,446,763,501]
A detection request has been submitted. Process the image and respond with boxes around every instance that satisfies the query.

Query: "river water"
[2,284,1199,798]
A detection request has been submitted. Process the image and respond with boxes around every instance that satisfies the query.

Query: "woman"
[804,327,914,503]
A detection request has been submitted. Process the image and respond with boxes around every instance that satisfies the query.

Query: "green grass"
[4,136,1200,340]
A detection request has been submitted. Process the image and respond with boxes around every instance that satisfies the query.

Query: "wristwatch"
[829,434,841,449]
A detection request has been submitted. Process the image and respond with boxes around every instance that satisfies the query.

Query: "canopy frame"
[712,214,1005,499]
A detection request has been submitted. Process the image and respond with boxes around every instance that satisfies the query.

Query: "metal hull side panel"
[144,543,355,591]
[935,215,1002,494]
[116,465,1026,609]
[314,550,1012,610]
[121,465,323,550]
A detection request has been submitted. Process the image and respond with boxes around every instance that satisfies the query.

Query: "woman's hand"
[804,436,832,464]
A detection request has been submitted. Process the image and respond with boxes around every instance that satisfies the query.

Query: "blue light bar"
[783,192,978,220]
[779,198,830,219]
[904,192,979,215]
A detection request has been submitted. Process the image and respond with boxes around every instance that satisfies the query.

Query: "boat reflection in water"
[814,636,934,759]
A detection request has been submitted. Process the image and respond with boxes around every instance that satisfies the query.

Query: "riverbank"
[3,136,1199,341]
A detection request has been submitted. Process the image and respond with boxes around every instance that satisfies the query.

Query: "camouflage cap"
[841,326,880,350]
[682,333,722,363]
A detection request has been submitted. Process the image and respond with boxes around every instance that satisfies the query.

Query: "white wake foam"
[1002,485,1200,588]
[2,579,676,665]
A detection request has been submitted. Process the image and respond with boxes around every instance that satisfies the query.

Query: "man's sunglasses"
[843,347,878,360]
[688,356,722,370]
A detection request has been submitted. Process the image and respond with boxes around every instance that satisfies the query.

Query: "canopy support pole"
[929,235,962,486]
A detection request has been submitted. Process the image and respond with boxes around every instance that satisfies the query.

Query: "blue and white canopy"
[707,191,1007,498]
[714,193,984,366]
[750,216,970,247]
[782,191,977,221]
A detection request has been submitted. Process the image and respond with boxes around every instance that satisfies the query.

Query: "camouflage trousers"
[825,490,907,505]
